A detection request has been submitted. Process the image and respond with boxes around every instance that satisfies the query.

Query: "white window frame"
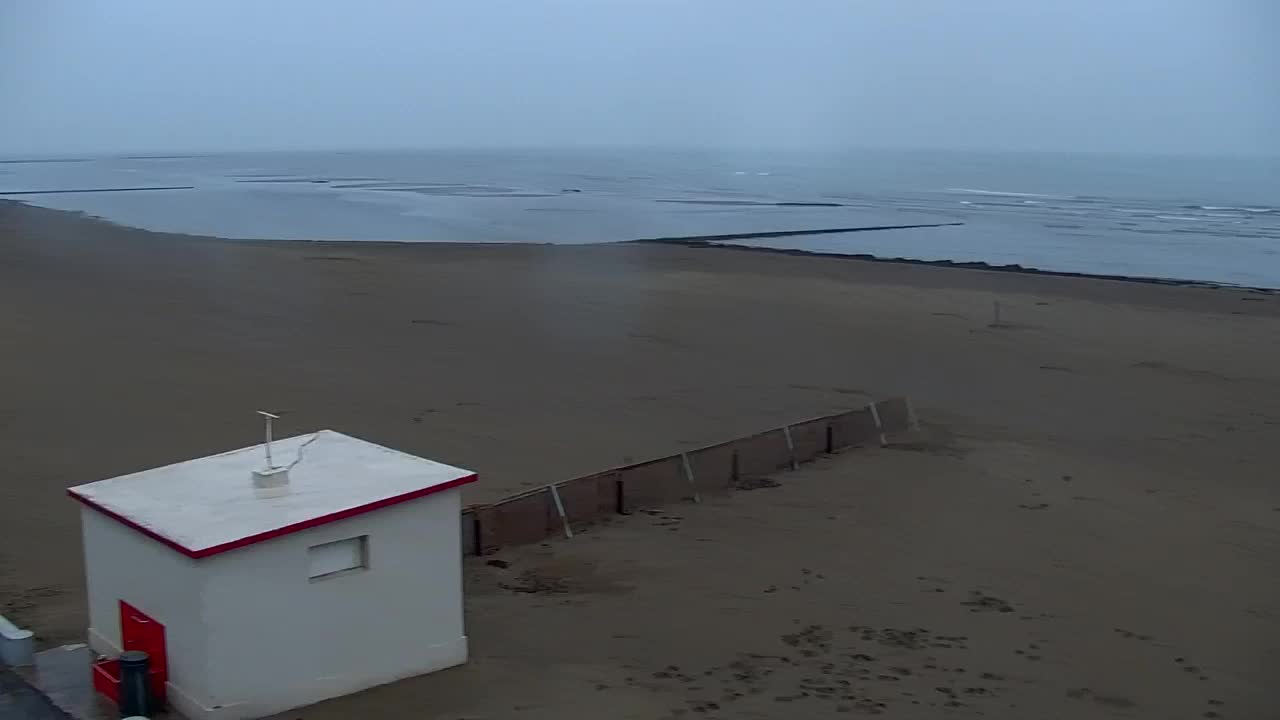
[307,535,369,581]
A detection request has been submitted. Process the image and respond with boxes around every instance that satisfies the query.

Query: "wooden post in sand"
[782,425,799,471]
[868,402,888,447]
[906,397,922,432]
[548,484,573,539]
[680,452,702,504]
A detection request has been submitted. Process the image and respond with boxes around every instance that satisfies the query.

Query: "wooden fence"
[462,398,918,556]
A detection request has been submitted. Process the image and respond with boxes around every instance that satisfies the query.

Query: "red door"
[119,601,168,702]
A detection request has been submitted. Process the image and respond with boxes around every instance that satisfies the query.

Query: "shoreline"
[631,237,1278,293]
[5,199,1275,293]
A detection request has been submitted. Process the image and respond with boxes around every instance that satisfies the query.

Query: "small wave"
[1199,205,1273,213]
[1156,215,1226,222]
[947,187,1057,198]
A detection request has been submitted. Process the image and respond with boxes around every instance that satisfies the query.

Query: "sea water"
[2,148,1277,287]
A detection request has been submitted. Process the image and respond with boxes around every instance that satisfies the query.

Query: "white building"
[67,430,477,720]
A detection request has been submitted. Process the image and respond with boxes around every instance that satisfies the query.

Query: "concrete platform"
[12,645,181,720]
[1,664,70,720]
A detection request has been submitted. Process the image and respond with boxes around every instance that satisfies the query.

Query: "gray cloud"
[1,0,1276,155]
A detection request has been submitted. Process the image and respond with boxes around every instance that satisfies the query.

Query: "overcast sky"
[1,0,1276,155]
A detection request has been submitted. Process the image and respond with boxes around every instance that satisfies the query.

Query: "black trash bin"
[118,650,152,718]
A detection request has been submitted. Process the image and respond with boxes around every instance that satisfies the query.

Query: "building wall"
[80,507,212,703]
[197,489,465,719]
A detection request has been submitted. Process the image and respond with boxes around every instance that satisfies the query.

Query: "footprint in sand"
[1066,688,1136,709]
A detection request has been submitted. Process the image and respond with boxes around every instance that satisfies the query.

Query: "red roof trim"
[67,473,478,560]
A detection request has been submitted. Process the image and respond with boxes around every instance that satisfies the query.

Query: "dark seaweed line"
[0,186,195,195]
[0,158,95,164]
[631,226,1277,293]
[629,222,963,244]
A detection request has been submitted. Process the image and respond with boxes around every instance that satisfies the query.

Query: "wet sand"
[1,201,1278,717]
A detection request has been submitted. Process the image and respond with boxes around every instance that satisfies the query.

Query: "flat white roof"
[68,430,476,559]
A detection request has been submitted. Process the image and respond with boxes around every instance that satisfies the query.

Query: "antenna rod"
[256,411,280,468]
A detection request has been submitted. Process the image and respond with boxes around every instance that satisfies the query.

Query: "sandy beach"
[2,201,1278,717]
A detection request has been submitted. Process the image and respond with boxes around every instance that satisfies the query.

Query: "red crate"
[91,657,166,705]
